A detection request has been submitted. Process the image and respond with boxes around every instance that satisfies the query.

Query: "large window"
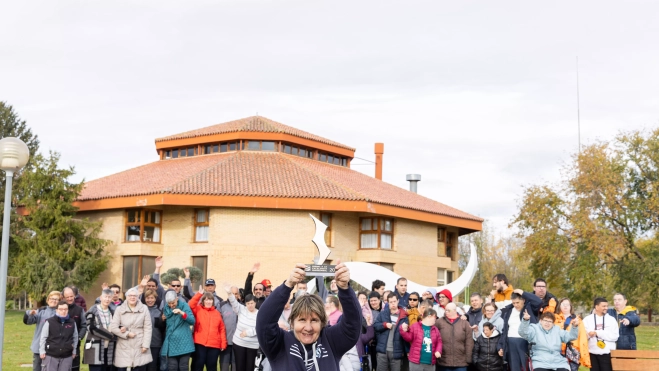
[125,209,162,243]
[360,217,393,249]
[123,256,156,291]
[437,268,446,286]
[446,232,455,260]
[194,209,210,242]
[192,256,208,286]
[437,227,446,242]
[447,271,454,284]
[320,213,332,247]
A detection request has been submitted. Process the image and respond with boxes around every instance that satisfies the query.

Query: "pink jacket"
[400,321,443,365]
[328,309,342,326]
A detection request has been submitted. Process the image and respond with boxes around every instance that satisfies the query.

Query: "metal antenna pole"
[0,170,15,368]
[577,56,581,153]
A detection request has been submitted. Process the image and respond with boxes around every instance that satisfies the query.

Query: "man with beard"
[243,262,267,309]
[489,274,513,310]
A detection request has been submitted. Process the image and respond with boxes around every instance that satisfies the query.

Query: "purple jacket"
[256,282,361,371]
[400,321,443,365]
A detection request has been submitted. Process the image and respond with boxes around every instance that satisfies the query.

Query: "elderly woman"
[474,302,504,340]
[161,291,195,371]
[110,288,152,371]
[256,260,361,370]
[190,286,227,371]
[519,310,579,371]
[225,285,259,371]
[84,289,117,371]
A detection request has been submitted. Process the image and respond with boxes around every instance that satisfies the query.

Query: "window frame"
[437,268,446,286]
[437,227,446,242]
[122,255,157,291]
[191,256,208,286]
[193,208,210,243]
[124,209,162,243]
[359,217,394,250]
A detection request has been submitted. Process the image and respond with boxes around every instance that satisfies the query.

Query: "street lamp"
[0,137,30,368]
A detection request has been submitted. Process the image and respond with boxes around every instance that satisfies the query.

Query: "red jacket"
[400,321,443,365]
[189,293,227,350]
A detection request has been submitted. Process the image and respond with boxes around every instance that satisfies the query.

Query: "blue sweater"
[256,282,361,371]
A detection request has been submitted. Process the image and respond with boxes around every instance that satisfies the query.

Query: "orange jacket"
[190,292,227,350]
[494,285,513,303]
[554,313,591,368]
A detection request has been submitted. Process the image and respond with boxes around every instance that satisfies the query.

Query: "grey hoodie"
[24,306,58,354]
[474,308,504,340]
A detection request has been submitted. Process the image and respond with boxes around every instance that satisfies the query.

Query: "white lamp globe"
[0,137,30,172]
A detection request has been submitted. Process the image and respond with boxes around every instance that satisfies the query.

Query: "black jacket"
[497,291,541,360]
[473,331,504,371]
[68,303,87,340]
[466,306,483,327]
[243,272,267,309]
[45,316,76,358]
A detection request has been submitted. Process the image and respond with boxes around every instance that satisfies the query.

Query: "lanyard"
[593,314,605,329]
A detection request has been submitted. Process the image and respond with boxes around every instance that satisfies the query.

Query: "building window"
[446,232,455,260]
[125,209,162,243]
[437,227,445,242]
[447,271,454,284]
[320,213,332,247]
[192,256,208,286]
[360,217,394,249]
[437,268,446,286]
[318,151,347,167]
[123,256,156,291]
[194,209,210,242]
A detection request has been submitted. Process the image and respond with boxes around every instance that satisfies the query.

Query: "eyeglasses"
[170,285,181,287]
[409,298,418,301]
[438,295,448,299]
[541,319,553,324]
[126,294,138,298]
[111,290,120,294]
[535,285,547,288]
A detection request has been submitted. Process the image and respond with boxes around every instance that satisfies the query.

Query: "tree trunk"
[648,307,652,322]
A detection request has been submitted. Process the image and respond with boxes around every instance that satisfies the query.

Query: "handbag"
[565,342,580,364]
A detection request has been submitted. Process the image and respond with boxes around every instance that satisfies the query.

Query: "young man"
[489,274,513,310]
[394,277,410,309]
[374,295,409,371]
[607,293,640,350]
[39,301,79,371]
[497,289,541,371]
[533,278,557,315]
[373,279,386,297]
[585,297,619,371]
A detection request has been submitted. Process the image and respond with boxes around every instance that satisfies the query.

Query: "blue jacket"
[607,306,640,350]
[497,291,542,360]
[373,307,409,359]
[161,299,195,357]
[519,319,578,370]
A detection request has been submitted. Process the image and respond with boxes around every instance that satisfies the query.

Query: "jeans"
[33,353,43,371]
[219,345,236,371]
[194,344,220,371]
[506,337,529,371]
[376,351,401,371]
[167,354,190,371]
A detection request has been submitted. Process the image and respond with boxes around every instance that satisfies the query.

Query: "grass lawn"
[3,310,658,371]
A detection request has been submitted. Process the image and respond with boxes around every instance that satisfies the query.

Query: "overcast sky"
[2,1,658,235]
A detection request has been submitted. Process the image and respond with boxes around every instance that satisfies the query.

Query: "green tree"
[512,128,659,309]
[0,101,40,187]
[10,152,110,303]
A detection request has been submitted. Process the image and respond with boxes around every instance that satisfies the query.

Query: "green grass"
[3,311,89,371]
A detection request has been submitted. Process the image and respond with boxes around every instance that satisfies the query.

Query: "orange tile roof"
[155,116,356,152]
[79,152,483,222]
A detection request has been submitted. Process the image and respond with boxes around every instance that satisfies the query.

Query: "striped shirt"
[228,294,259,349]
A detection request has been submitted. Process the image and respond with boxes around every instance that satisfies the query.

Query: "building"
[74,116,483,297]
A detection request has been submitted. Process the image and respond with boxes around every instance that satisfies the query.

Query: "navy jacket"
[607,307,641,350]
[497,291,541,360]
[256,282,361,371]
[373,306,409,359]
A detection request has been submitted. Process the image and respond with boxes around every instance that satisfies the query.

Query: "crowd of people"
[23,257,641,371]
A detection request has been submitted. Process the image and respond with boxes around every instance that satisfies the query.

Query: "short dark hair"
[423,309,437,319]
[372,280,385,291]
[483,322,494,331]
[396,277,407,285]
[109,284,121,291]
[470,293,482,299]
[254,283,265,291]
[358,290,368,299]
[540,312,555,322]
[533,278,547,287]
[408,292,420,299]
[493,274,508,285]
[244,294,256,303]
[613,293,627,300]
[57,300,68,308]
[147,278,158,286]
[511,292,525,301]
[594,297,608,307]
[387,294,398,303]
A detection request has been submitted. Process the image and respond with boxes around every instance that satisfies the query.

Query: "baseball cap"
[261,279,272,287]
[205,279,216,286]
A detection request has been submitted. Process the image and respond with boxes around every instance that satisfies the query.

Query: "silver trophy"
[305,214,336,276]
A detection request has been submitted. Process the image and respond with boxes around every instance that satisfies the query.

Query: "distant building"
[74,116,482,296]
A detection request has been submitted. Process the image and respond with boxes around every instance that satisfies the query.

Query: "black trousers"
[167,354,190,371]
[194,344,220,371]
[233,344,257,371]
[146,347,161,371]
[590,353,613,371]
[219,345,236,371]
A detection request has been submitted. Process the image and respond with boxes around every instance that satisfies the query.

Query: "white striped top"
[228,294,259,349]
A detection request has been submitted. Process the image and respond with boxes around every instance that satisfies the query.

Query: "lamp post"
[0,137,30,368]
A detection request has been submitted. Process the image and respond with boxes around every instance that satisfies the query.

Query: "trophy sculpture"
[305,214,336,276]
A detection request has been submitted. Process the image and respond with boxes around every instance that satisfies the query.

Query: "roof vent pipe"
[406,174,421,193]
[374,143,384,180]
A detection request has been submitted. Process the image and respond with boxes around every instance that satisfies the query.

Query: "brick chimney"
[375,143,384,180]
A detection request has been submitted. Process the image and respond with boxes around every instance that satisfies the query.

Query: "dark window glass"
[299,148,307,157]
[291,147,298,155]
[172,149,179,158]
[327,155,334,163]
[319,153,327,162]
[342,158,347,166]
[204,145,211,154]
[229,142,237,151]
[334,157,340,165]
[220,143,228,152]
[262,141,275,151]
[213,144,219,153]
[247,141,260,150]
[165,150,171,159]
[284,145,292,154]
[308,151,314,159]
[188,147,195,156]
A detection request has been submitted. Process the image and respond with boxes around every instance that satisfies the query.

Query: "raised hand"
[140,275,150,287]
[223,283,232,295]
[198,285,204,295]
[334,259,350,289]
[285,263,307,288]
[155,256,163,269]
[513,289,524,296]
[250,262,260,274]
[184,268,190,279]
[101,282,109,290]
